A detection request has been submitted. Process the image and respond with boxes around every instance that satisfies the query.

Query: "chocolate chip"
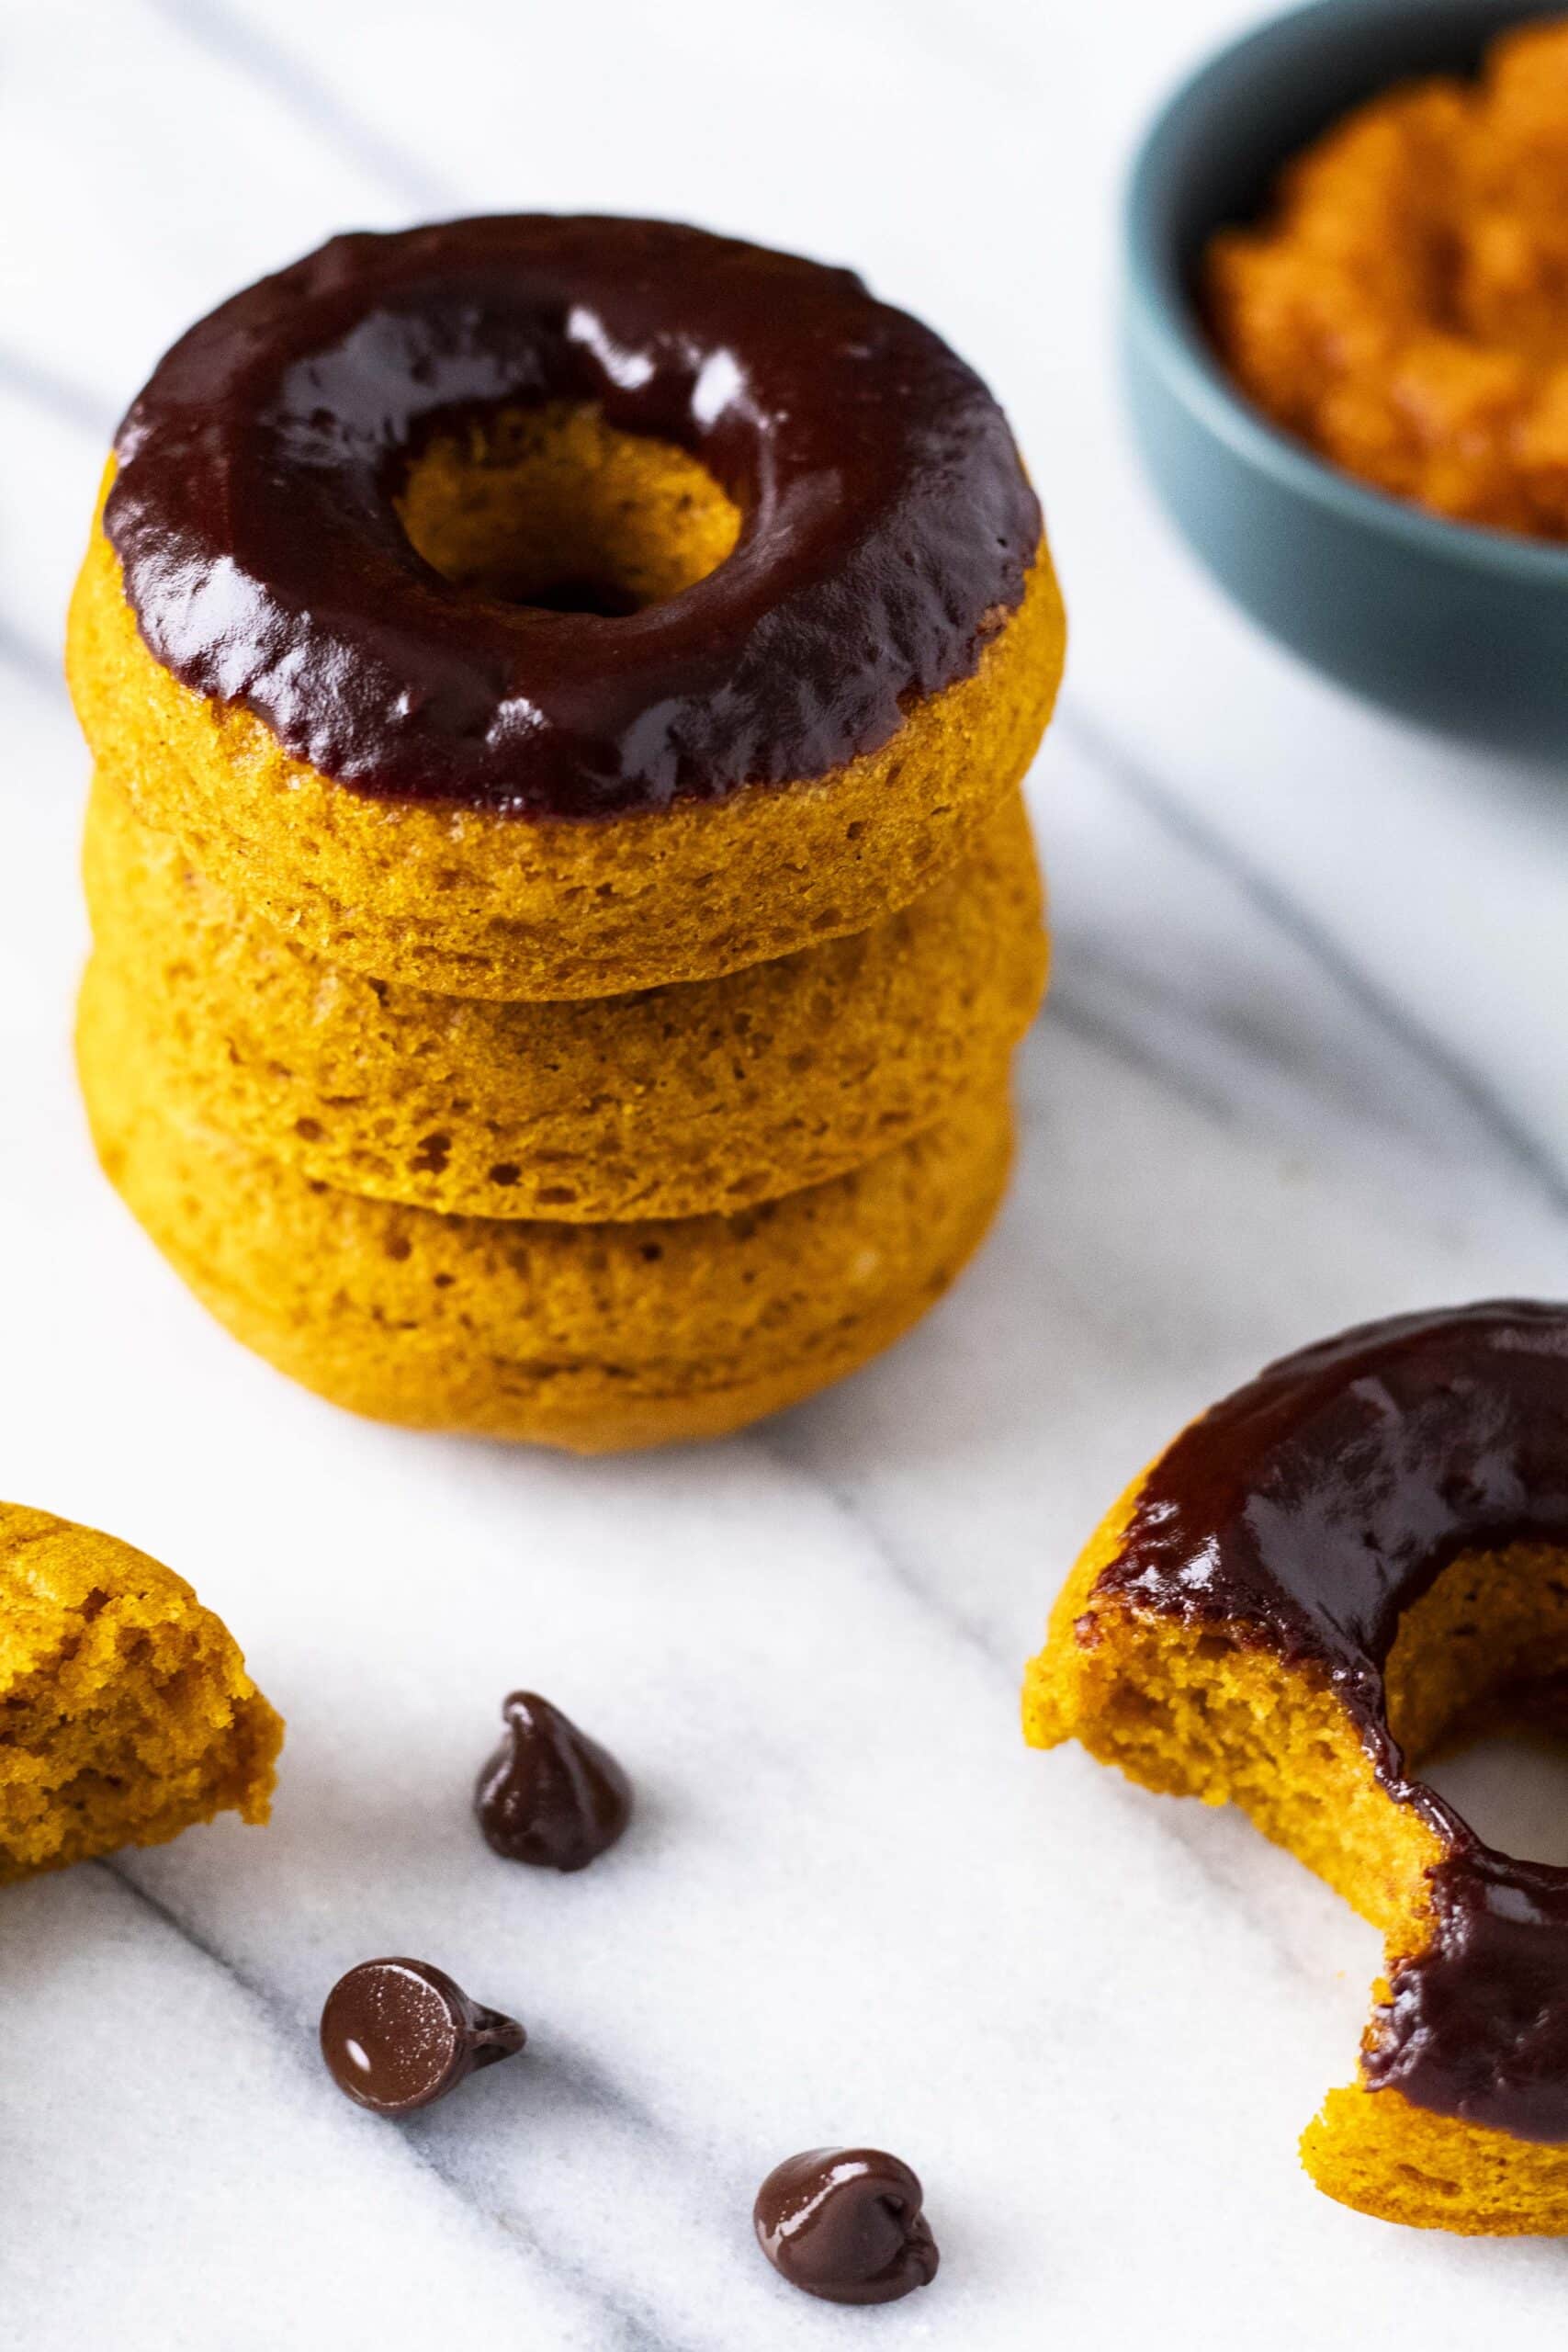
[320,1958,525,2116]
[475,1691,632,1871]
[753,2148,939,2304]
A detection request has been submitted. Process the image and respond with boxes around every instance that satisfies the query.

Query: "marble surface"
[6,0,1568,2341]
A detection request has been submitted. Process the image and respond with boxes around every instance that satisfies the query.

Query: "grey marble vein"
[773,1450,1342,1997]
[494,2027,685,2154]
[101,1859,705,2352]
[0,342,115,441]
[754,1430,1342,1998]
[0,617,63,697]
[139,0,460,215]
[751,1428,1020,1676]
[1043,984,1242,1133]
[1058,699,1568,1218]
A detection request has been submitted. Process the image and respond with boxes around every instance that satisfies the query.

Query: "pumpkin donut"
[66,216,1064,1001]
[83,769,1046,1222]
[78,966,1013,1454]
[0,1501,281,1883]
[1026,1304,1568,2235]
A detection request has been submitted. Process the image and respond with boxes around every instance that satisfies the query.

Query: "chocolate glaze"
[475,1690,631,1871]
[105,216,1040,819]
[320,1957,525,2115]
[1094,1301,1568,2141]
[753,2149,938,2304]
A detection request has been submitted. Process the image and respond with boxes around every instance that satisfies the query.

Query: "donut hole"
[394,401,742,616]
[1388,1544,1568,1867]
[1423,1726,1568,1870]
[1385,1544,1568,1750]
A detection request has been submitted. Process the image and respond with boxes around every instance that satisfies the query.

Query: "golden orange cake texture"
[68,222,1066,1449]
[83,770,1046,1225]
[0,1501,280,1883]
[1026,1306,1568,2236]
[71,463,1063,1005]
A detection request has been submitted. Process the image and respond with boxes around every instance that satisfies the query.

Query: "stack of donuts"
[67,219,1065,1453]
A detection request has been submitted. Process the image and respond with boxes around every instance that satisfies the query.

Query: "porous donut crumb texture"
[67,462,1066,1001]
[83,770,1047,1221]
[1025,1479,1568,2233]
[0,1502,282,1883]
[78,969,1014,1454]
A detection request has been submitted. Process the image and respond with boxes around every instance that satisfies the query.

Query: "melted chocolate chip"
[1097,1300,1568,2141]
[475,1691,632,1871]
[320,1958,525,2115]
[104,215,1040,819]
[753,2149,939,2305]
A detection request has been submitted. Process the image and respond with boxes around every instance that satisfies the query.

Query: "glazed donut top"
[105,216,1041,820]
[1098,1301,1568,2141]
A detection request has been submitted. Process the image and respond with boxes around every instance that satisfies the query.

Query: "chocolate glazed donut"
[1027,1302,1568,2232]
[1100,1304,1568,2137]
[107,216,1040,818]
[68,218,1065,1000]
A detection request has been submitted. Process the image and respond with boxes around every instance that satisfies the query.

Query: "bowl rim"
[1124,0,1568,585]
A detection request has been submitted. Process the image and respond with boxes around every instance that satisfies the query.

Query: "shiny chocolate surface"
[753,2148,938,2304]
[475,1691,631,1872]
[1096,1302,1568,2140]
[320,1958,525,2116]
[106,216,1040,818]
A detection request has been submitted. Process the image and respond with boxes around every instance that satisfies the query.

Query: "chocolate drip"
[1097,1301,1568,2142]
[1364,1851,1568,2138]
[105,216,1040,819]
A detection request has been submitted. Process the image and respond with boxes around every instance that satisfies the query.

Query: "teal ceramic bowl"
[1125,0,1568,757]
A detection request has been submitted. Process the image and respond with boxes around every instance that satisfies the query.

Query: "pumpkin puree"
[1207,18,1568,537]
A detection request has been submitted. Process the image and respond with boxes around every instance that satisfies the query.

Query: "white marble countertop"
[6,0,1568,2342]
